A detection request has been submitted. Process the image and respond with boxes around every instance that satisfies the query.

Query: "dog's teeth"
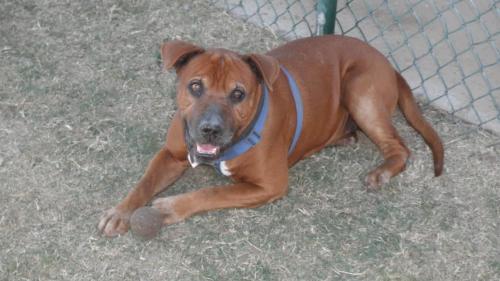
[196,144,218,154]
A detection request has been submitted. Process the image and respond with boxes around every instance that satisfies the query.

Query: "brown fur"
[98,35,444,237]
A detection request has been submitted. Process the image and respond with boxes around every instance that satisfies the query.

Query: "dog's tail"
[396,72,444,176]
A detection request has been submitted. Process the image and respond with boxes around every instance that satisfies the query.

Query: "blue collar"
[204,66,303,175]
[281,66,303,155]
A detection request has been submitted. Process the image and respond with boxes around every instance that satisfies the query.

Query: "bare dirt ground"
[1,1,499,280]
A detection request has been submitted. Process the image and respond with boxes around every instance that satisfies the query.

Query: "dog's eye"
[229,89,245,103]
[188,80,203,97]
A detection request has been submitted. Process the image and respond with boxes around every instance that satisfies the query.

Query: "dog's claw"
[98,207,132,237]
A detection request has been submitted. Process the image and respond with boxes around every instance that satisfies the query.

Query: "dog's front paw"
[152,196,184,225]
[98,207,132,237]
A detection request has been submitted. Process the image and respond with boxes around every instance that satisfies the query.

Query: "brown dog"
[98,35,444,237]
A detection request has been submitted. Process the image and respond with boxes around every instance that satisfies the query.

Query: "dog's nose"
[200,123,222,137]
[199,115,223,139]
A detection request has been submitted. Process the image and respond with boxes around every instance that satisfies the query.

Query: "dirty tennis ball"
[129,207,163,240]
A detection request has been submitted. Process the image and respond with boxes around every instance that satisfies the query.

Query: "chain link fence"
[209,0,500,134]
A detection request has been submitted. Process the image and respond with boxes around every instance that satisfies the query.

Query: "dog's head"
[161,40,279,162]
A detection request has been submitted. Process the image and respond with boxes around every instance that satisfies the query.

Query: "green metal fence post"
[316,0,337,35]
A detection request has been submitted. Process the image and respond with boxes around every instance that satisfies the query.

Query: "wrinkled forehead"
[179,49,257,92]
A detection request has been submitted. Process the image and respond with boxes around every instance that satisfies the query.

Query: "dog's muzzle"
[186,105,234,161]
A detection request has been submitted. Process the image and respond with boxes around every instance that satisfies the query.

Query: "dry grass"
[0,0,499,280]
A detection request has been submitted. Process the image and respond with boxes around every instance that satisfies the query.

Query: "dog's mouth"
[190,142,223,164]
[195,143,220,156]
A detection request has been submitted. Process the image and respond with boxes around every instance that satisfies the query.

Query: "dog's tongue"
[196,143,219,155]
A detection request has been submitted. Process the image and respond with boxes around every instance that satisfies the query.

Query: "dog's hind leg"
[343,71,410,190]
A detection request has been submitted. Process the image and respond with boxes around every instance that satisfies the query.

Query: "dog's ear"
[243,54,280,91]
[161,40,205,71]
